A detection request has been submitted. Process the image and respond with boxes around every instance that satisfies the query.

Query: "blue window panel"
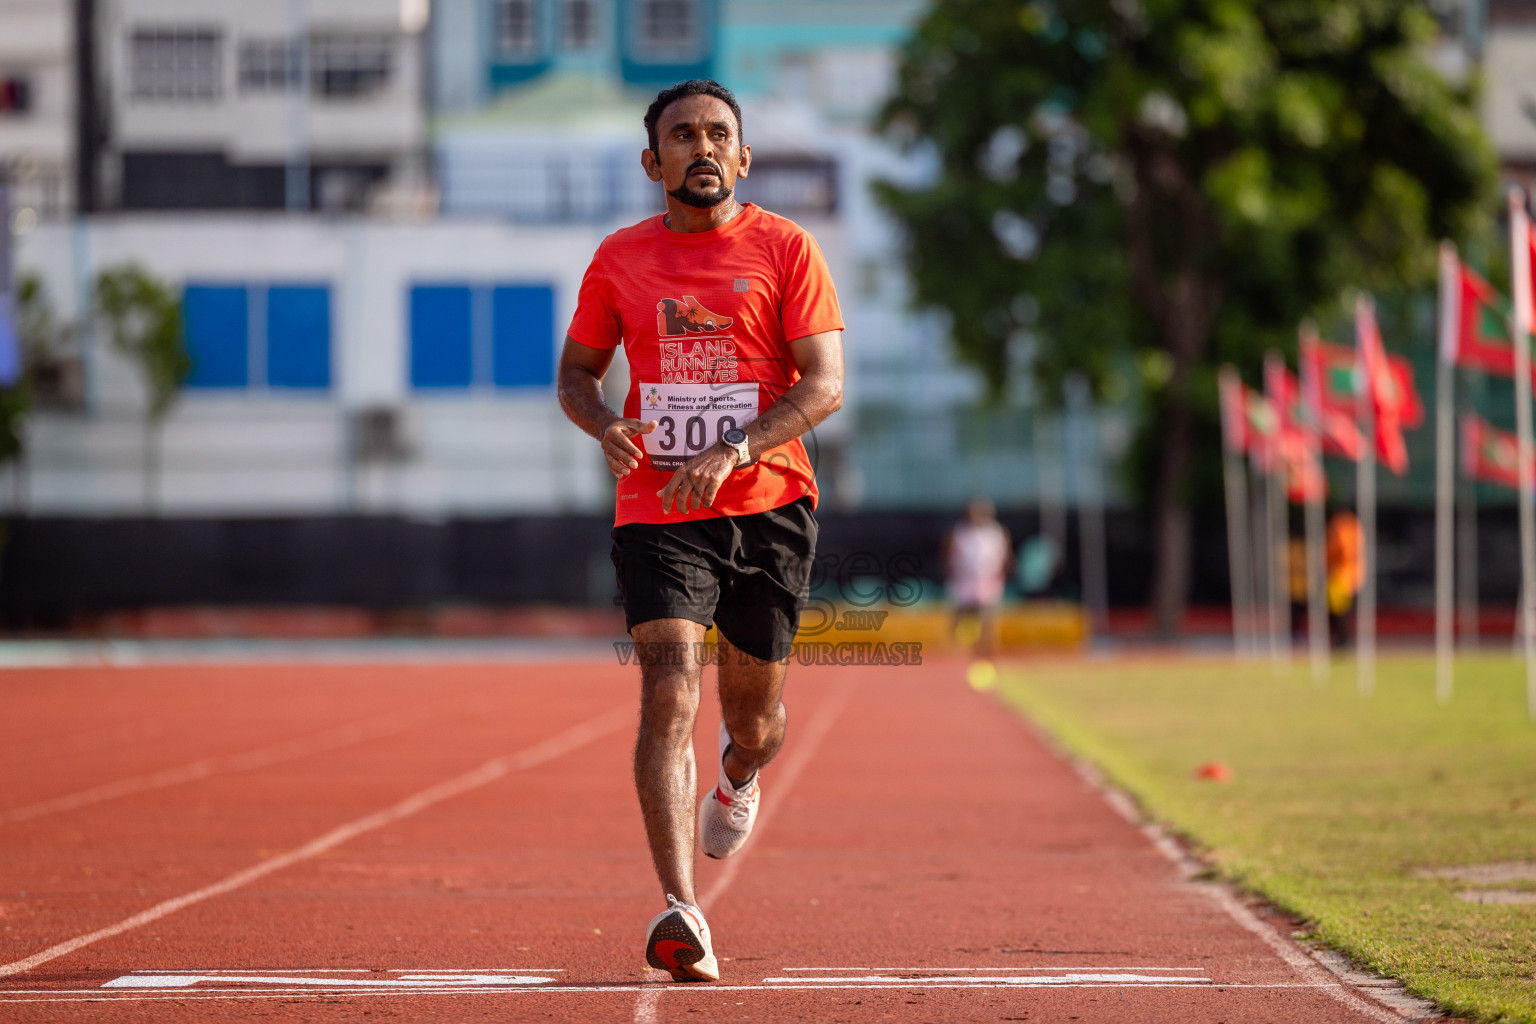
[491,284,554,387]
[266,284,331,390]
[183,284,249,388]
[410,284,474,388]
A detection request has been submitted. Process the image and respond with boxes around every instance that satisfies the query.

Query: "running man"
[556,79,844,982]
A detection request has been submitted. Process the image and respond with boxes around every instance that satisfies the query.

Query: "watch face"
[723,428,748,445]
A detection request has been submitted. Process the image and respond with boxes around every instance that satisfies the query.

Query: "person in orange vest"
[1326,509,1363,648]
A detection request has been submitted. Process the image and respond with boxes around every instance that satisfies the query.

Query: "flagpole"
[1250,454,1270,665]
[1298,331,1329,683]
[1356,296,1377,698]
[1435,243,1458,703]
[1509,187,1536,720]
[1263,351,1291,672]
[1218,367,1255,659]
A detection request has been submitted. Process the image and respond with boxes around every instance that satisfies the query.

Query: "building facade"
[99,0,428,213]
[0,0,74,219]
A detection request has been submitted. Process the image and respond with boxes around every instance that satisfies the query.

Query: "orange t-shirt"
[567,204,844,526]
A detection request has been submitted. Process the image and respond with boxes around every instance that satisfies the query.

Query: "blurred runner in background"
[944,498,1012,661]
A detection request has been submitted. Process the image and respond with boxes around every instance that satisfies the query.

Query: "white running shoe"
[698,721,760,860]
[644,894,719,982]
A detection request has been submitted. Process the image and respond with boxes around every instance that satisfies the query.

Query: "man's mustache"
[687,160,724,178]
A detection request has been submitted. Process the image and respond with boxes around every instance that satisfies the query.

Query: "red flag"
[1265,354,1325,502]
[1298,329,1364,460]
[1357,296,1410,476]
[1445,262,1529,381]
[1243,384,1278,469]
[1461,413,1531,491]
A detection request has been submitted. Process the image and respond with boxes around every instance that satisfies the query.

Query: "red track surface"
[0,658,1414,1022]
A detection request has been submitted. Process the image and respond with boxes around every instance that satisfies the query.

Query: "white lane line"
[764,973,1210,985]
[1060,741,1420,1024]
[118,968,564,974]
[634,675,859,1024]
[103,973,559,989]
[1,707,435,826]
[0,981,1339,1004]
[0,703,633,980]
[777,965,1208,972]
[698,676,859,910]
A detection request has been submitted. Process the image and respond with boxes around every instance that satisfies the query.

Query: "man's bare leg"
[631,617,709,904]
[716,631,789,783]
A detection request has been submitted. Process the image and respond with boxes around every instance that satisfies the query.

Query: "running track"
[0,656,1423,1022]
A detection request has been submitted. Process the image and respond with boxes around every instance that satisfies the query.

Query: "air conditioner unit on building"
[351,404,415,463]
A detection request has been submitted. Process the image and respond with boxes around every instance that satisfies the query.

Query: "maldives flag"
[1264,354,1326,501]
[1461,413,1530,491]
[1357,295,1411,476]
[1217,366,1249,455]
[1242,384,1277,468]
[1443,260,1525,380]
[1298,329,1365,459]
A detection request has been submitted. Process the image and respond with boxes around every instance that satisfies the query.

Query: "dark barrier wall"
[0,508,1518,627]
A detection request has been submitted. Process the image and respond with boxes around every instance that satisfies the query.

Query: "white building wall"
[14,215,642,515]
[105,0,424,171]
[0,0,74,215]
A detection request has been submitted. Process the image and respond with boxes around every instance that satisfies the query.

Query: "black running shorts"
[611,497,817,663]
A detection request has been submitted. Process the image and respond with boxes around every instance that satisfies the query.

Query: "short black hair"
[644,79,743,154]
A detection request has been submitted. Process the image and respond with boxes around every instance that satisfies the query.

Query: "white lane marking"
[1062,743,1420,1023]
[765,973,1210,985]
[634,675,860,1023]
[118,968,564,974]
[698,675,859,910]
[0,981,1340,1004]
[0,703,633,980]
[1,708,432,826]
[103,973,557,989]
[777,965,1208,972]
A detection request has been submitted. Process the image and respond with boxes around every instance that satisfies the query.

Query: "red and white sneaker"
[644,894,718,982]
[698,722,760,860]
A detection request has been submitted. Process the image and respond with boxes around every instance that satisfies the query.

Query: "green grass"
[996,655,1536,1023]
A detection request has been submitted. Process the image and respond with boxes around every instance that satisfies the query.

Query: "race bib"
[638,381,759,470]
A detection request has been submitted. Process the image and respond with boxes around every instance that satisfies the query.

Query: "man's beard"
[668,181,734,209]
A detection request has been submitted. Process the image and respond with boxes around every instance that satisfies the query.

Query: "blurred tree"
[94,265,190,512]
[876,0,1495,633]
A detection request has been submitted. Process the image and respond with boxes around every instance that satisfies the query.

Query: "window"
[184,285,249,388]
[563,0,596,49]
[310,35,392,97]
[131,27,222,102]
[239,39,297,92]
[409,283,555,390]
[0,75,31,115]
[184,282,332,390]
[496,0,540,57]
[636,0,698,52]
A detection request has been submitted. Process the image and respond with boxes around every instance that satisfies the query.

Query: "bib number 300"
[639,382,759,470]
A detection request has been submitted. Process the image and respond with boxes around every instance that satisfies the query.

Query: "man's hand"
[602,418,657,478]
[657,443,736,514]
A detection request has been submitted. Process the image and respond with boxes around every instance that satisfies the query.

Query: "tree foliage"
[94,264,189,422]
[876,0,1495,626]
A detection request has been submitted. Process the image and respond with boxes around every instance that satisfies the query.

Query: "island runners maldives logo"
[656,295,738,384]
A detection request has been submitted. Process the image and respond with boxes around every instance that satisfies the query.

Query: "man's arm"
[657,330,844,514]
[557,336,656,479]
